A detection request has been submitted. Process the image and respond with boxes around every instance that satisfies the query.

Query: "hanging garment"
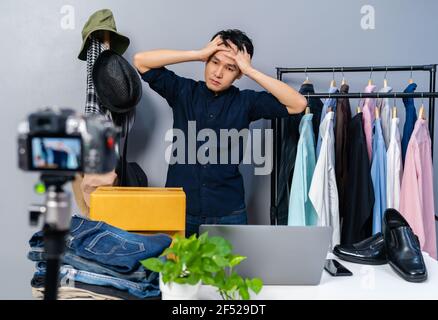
[371,118,387,234]
[300,83,323,141]
[316,86,338,158]
[277,83,323,225]
[399,118,437,259]
[85,37,110,117]
[360,84,377,161]
[342,113,374,244]
[288,114,318,226]
[335,84,352,222]
[376,85,393,148]
[309,111,340,249]
[386,117,403,210]
[401,82,417,164]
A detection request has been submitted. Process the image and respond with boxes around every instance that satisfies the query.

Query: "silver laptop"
[199,225,332,285]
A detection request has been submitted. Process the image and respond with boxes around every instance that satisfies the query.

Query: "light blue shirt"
[288,114,318,226]
[316,86,338,158]
[371,118,387,234]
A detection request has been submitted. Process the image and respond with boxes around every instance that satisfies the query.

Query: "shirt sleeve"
[139,67,194,108]
[247,90,290,122]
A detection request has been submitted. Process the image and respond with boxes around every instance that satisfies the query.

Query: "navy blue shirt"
[141,67,290,216]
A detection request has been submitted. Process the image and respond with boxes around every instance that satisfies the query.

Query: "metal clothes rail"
[271,64,438,225]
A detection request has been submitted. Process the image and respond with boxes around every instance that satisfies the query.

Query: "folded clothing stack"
[28,215,172,300]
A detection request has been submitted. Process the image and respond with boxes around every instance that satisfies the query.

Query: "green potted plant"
[141,232,263,300]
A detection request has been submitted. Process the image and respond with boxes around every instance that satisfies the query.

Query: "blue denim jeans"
[28,249,148,282]
[186,208,248,238]
[29,215,172,274]
[34,262,160,299]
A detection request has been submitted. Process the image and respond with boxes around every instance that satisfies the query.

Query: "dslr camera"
[18,107,119,174]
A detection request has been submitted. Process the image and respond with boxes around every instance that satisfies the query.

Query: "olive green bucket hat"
[78,9,130,61]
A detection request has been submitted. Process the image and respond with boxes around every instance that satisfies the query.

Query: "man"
[134,29,306,237]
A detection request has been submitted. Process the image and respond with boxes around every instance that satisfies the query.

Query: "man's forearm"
[245,67,307,114]
[133,50,201,73]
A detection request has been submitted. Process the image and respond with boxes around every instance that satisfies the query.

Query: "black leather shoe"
[382,208,427,283]
[333,233,388,265]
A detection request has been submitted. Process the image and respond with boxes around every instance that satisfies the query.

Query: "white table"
[198,253,438,300]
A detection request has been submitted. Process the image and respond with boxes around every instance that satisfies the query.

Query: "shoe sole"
[333,251,388,265]
[388,260,427,283]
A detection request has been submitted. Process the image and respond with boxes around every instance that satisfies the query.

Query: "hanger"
[375,93,380,119]
[330,68,336,87]
[305,93,311,114]
[341,67,347,85]
[368,67,373,86]
[392,94,397,119]
[303,67,312,84]
[383,67,389,88]
[408,66,414,84]
[357,93,362,114]
[419,93,426,120]
[419,106,425,119]
[327,93,333,112]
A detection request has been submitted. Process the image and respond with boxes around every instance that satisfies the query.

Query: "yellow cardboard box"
[89,187,186,237]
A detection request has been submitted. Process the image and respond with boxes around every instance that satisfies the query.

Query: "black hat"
[92,50,142,114]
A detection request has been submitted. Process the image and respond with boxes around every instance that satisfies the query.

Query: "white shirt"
[309,111,340,249]
[386,117,403,210]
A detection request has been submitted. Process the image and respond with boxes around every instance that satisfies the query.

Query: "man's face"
[204,47,242,93]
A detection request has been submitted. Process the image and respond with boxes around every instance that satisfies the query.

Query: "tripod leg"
[43,228,67,300]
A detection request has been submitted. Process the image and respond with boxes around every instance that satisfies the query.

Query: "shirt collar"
[404,82,417,93]
[299,83,315,94]
[299,113,313,133]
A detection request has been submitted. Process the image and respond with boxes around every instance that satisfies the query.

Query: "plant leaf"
[140,258,163,272]
[212,255,229,267]
[247,278,263,294]
[208,237,232,255]
[198,232,208,244]
[229,255,246,267]
[239,286,250,300]
[201,274,215,286]
[200,243,216,257]
[186,273,200,285]
[201,257,221,273]
[160,247,175,257]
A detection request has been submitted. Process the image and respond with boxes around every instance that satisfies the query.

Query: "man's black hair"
[211,29,254,58]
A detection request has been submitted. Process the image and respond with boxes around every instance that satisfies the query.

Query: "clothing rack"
[271,64,438,225]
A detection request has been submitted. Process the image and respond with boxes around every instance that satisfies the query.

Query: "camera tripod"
[29,174,75,300]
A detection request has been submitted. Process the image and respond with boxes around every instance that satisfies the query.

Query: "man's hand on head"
[222,40,253,76]
[197,35,231,62]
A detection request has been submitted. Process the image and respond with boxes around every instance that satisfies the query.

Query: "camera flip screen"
[31,136,82,171]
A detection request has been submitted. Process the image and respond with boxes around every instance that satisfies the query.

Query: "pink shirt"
[399,119,437,259]
[361,85,377,162]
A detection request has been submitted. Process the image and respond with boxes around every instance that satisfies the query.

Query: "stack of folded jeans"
[28,215,172,300]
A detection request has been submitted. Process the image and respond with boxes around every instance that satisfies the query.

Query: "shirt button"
[202,183,206,187]
[209,114,214,118]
